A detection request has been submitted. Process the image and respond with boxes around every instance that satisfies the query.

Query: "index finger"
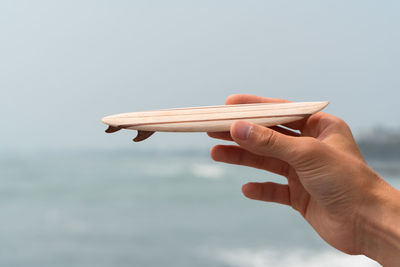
[225,94,290,105]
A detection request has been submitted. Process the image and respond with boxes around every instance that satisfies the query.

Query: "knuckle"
[259,129,278,148]
[328,117,353,137]
[330,117,347,128]
[323,115,350,130]
[338,119,351,133]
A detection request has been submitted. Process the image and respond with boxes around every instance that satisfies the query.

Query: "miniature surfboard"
[102,101,328,142]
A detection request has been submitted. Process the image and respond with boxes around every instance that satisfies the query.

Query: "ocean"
[0,149,398,267]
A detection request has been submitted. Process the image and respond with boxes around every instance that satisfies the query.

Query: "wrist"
[358,178,400,266]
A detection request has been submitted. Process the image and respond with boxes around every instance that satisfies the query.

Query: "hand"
[208,94,400,266]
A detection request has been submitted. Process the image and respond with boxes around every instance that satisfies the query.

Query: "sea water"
[0,149,397,267]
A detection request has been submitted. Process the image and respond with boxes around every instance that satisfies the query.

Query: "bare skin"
[208,94,400,266]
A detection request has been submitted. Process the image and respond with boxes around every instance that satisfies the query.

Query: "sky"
[1,0,399,152]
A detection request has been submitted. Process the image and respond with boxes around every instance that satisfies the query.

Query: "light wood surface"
[102,101,328,141]
[102,102,328,132]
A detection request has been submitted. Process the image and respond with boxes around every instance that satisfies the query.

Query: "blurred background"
[1,1,399,266]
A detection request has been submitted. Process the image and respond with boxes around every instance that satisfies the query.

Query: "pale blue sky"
[1,0,399,151]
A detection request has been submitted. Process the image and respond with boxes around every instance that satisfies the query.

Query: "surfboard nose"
[313,101,329,112]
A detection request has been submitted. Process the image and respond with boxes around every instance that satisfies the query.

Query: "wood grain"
[102,102,328,133]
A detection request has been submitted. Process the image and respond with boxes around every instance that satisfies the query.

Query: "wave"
[212,247,379,267]
[189,163,225,180]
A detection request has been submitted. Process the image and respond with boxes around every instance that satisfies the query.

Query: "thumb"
[230,121,316,165]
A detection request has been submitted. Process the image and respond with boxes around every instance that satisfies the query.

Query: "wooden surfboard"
[102,101,328,142]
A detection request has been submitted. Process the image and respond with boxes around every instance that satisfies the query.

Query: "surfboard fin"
[133,131,155,142]
[105,126,122,133]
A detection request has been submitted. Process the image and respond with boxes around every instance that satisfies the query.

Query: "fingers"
[302,113,365,160]
[230,121,308,164]
[206,94,287,141]
[207,125,300,142]
[210,145,290,177]
[242,182,290,206]
[224,94,308,130]
[225,94,290,105]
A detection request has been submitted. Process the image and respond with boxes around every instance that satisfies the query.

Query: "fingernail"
[234,121,252,141]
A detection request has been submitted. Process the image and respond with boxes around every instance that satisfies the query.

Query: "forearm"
[360,180,400,266]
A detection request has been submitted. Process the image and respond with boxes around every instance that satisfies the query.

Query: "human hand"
[208,94,400,266]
